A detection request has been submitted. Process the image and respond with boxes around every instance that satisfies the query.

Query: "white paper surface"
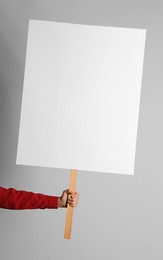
[17,20,146,174]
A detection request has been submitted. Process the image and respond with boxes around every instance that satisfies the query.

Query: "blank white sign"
[17,20,146,174]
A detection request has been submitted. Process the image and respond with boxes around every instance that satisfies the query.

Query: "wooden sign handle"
[64,169,77,239]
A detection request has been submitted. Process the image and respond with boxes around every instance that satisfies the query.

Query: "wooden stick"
[64,169,77,239]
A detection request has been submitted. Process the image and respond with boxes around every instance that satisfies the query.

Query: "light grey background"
[0,0,162,259]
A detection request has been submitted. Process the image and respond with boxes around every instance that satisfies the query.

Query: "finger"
[69,192,79,198]
[68,194,78,200]
[68,191,75,196]
[68,197,77,204]
[68,199,78,207]
[69,202,77,207]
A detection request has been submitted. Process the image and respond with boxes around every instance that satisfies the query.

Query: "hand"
[58,189,79,208]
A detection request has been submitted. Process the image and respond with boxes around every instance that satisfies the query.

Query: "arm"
[0,186,79,210]
[0,186,58,210]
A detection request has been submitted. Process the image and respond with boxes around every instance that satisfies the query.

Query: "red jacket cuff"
[46,196,59,209]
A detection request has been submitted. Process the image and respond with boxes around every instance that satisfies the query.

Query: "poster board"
[17,20,146,175]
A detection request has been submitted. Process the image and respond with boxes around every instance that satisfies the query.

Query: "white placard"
[17,20,146,174]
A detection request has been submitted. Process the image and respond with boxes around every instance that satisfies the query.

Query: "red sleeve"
[0,186,58,210]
